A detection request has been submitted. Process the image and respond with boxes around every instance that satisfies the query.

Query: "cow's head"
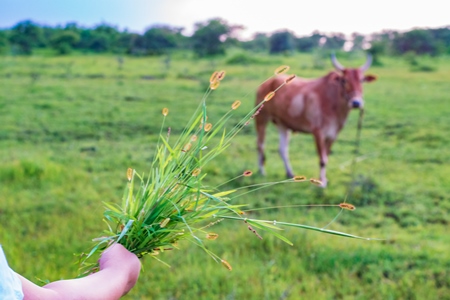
[331,53,377,109]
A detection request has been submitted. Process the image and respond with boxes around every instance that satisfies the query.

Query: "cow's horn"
[331,53,345,71]
[360,54,373,71]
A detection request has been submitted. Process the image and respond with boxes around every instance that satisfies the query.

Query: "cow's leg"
[325,137,335,155]
[313,130,328,187]
[256,118,268,176]
[278,125,294,178]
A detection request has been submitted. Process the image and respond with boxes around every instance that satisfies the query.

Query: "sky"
[1,0,448,39]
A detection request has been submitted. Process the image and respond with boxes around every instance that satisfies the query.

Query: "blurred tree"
[93,23,120,52]
[88,33,110,52]
[269,30,295,54]
[223,36,241,49]
[191,18,238,57]
[241,33,269,52]
[295,31,325,52]
[295,37,316,52]
[50,30,80,54]
[367,30,399,64]
[350,33,366,51]
[322,33,346,50]
[429,26,450,54]
[0,30,9,54]
[40,25,59,48]
[76,23,119,53]
[3,18,450,59]
[64,22,81,33]
[141,25,182,55]
[9,20,43,54]
[124,33,146,55]
[392,29,441,55]
[367,40,386,66]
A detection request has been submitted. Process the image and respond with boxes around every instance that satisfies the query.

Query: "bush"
[226,52,261,65]
[404,52,437,72]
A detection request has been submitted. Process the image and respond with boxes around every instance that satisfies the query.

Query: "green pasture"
[0,51,449,299]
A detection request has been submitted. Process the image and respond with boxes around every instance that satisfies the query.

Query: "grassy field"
[0,51,449,299]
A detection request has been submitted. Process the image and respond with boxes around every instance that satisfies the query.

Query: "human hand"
[20,243,141,300]
[98,243,141,296]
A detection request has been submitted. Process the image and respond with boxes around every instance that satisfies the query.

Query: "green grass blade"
[258,220,383,240]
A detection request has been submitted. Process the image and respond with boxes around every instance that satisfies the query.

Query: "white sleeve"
[0,245,24,300]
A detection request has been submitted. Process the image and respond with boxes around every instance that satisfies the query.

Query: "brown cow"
[255,54,376,187]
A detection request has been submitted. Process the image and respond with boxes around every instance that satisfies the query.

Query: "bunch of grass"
[80,66,378,274]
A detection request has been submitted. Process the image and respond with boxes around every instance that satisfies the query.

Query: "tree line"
[0,18,449,57]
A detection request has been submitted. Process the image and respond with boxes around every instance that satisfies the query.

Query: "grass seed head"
[243,170,253,177]
[206,233,219,240]
[217,70,226,81]
[182,143,192,152]
[264,91,275,102]
[210,80,220,90]
[202,219,224,229]
[285,74,296,84]
[248,225,263,240]
[309,178,323,186]
[127,168,133,181]
[275,65,290,75]
[293,175,306,182]
[160,218,170,228]
[251,104,264,119]
[209,71,219,83]
[221,259,232,271]
[204,123,213,132]
[192,168,201,176]
[339,203,356,210]
[231,100,241,110]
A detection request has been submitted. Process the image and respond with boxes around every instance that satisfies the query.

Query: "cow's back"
[255,75,322,133]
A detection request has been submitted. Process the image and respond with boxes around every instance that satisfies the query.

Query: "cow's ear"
[329,72,342,84]
[364,74,377,82]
